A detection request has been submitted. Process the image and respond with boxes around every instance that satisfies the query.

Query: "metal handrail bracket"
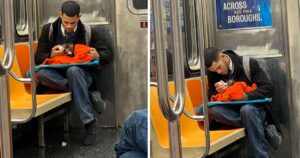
[10,0,37,123]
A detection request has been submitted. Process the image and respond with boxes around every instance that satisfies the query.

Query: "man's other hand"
[215,80,228,94]
[88,47,100,60]
[51,45,65,58]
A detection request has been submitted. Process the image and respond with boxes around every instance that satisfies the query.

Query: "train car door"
[114,0,148,126]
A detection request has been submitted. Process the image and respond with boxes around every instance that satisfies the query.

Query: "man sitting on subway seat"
[34,1,112,146]
[203,47,282,158]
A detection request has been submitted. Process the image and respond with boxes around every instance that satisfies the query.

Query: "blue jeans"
[210,104,269,158]
[114,109,148,158]
[37,66,95,124]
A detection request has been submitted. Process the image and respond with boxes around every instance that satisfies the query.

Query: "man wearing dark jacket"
[204,47,281,158]
[35,1,112,146]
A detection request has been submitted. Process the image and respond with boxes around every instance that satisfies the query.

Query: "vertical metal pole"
[152,0,183,157]
[38,116,45,147]
[2,0,15,70]
[0,0,15,157]
[195,0,211,157]
[169,0,185,157]
[169,120,182,158]
[0,67,13,158]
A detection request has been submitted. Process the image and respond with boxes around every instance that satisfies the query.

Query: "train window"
[38,0,111,27]
[150,0,186,77]
[14,0,28,36]
[128,0,148,15]
[0,0,2,42]
[132,0,147,9]
[183,0,285,71]
[162,0,192,73]
[210,0,284,57]
[183,1,201,71]
[0,8,2,42]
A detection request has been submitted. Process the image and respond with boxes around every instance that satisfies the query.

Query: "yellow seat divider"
[0,43,71,121]
[150,80,245,158]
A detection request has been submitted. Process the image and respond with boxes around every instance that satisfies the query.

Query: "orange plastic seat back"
[186,78,209,129]
[150,83,204,148]
[15,42,38,93]
[15,44,30,78]
[15,42,38,77]
[0,45,29,99]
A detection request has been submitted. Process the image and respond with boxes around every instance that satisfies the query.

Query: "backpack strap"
[48,23,53,41]
[243,56,251,82]
[48,23,91,46]
[84,24,91,46]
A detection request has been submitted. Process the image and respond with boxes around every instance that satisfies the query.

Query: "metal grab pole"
[195,0,211,157]
[7,0,37,123]
[0,0,15,157]
[2,0,15,70]
[27,0,37,123]
[0,67,13,158]
[169,0,186,157]
[152,0,177,121]
[152,0,186,157]
[170,0,185,117]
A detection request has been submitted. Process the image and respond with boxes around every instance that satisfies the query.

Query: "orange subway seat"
[0,45,71,119]
[150,82,243,149]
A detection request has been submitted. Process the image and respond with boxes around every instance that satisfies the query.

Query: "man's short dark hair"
[61,1,80,17]
[204,47,220,68]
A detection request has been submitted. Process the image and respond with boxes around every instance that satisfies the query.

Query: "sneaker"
[83,119,98,146]
[90,91,106,114]
[265,124,282,149]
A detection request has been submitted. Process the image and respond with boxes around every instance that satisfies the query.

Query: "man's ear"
[219,52,225,59]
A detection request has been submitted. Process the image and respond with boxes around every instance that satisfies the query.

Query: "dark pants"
[37,66,94,124]
[210,104,269,158]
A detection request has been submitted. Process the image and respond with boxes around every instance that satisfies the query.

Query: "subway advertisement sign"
[216,0,272,30]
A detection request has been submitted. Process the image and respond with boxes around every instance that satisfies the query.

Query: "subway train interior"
[150,0,300,158]
[0,0,147,157]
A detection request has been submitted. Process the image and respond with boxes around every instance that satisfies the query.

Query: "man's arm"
[246,59,274,99]
[207,71,219,100]
[89,28,112,65]
[34,24,53,65]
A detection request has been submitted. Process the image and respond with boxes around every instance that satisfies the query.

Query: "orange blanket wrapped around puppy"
[211,81,257,102]
[42,44,93,65]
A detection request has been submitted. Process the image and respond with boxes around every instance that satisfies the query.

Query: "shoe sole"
[90,91,106,114]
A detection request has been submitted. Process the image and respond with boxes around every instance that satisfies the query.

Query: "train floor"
[12,120,119,158]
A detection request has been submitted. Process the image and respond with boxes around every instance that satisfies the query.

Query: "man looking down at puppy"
[204,47,282,158]
[34,1,112,146]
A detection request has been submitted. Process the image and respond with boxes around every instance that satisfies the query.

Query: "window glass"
[186,0,284,71]
[211,0,284,57]
[133,0,147,9]
[151,0,189,76]
[39,0,111,26]
[183,1,200,71]
[128,0,148,15]
[0,1,2,42]
[14,0,28,36]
